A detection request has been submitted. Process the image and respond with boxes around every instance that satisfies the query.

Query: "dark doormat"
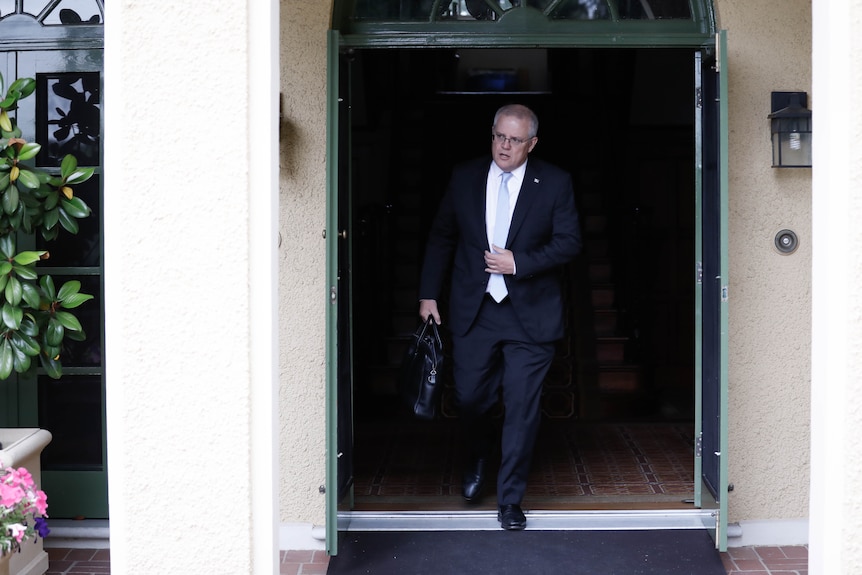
[327,530,726,575]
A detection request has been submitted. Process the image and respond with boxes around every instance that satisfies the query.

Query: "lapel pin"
[534,178,540,183]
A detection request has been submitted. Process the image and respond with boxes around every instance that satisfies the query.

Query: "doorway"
[343,46,697,514]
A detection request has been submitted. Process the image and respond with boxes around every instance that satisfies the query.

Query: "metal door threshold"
[338,509,715,532]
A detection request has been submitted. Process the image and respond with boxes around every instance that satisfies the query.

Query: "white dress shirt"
[486,160,527,276]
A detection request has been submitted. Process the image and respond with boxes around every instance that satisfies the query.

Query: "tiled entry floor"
[352,419,697,510]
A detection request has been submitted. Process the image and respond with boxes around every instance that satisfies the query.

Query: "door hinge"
[721,285,729,302]
[695,86,703,110]
[713,508,721,549]
[715,32,722,73]
[695,433,703,458]
[696,261,703,284]
[330,286,337,304]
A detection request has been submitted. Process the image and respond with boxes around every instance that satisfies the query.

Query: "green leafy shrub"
[0,73,93,379]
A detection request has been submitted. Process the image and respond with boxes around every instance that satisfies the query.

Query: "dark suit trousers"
[451,295,555,506]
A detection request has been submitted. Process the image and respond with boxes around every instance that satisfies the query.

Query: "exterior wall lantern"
[768,91,812,168]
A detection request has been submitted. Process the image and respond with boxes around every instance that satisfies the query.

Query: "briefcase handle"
[418,316,442,349]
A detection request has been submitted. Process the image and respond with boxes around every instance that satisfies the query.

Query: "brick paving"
[44,544,808,574]
[721,545,808,575]
[45,548,110,574]
[281,550,330,575]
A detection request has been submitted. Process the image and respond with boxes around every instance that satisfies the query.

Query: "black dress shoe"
[462,457,488,502]
[497,504,527,530]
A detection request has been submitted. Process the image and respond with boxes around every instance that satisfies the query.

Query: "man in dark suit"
[419,104,581,530]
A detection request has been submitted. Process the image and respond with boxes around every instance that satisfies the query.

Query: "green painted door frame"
[325,29,341,555]
[325,28,358,555]
[713,28,730,551]
[694,48,704,511]
[324,11,729,556]
[693,30,730,551]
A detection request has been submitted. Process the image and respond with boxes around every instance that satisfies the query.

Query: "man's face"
[491,114,538,172]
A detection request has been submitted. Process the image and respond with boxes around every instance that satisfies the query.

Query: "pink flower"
[0,483,23,508]
[4,467,34,489]
[0,466,48,555]
[33,490,48,516]
[7,523,25,542]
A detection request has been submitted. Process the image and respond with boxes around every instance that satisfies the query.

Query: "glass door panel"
[15,49,105,518]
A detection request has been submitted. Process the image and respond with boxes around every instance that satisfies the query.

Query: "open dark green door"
[325,29,355,556]
[695,30,729,551]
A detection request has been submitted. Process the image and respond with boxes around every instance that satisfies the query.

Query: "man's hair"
[493,104,539,138]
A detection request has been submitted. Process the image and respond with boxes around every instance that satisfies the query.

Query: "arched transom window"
[354,0,694,21]
[334,0,714,47]
[0,0,103,26]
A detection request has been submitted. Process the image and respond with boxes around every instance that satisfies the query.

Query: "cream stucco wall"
[278,1,332,527]
[276,0,814,542]
[715,0,812,525]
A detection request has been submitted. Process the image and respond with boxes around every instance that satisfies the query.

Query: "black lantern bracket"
[768,91,812,168]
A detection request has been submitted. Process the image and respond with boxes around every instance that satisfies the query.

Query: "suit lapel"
[469,160,492,245]
[507,161,541,243]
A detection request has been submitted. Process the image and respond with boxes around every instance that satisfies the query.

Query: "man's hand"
[419,299,441,325]
[485,245,515,275]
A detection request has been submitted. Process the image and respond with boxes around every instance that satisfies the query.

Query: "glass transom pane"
[41,0,102,24]
[36,71,101,167]
[550,0,611,20]
[0,0,14,18]
[352,0,691,21]
[20,0,102,24]
[618,0,690,19]
[22,0,50,16]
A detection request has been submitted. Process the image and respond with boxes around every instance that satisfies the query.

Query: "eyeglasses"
[491,133,534,147]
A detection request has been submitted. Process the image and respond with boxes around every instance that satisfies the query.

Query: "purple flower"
[34,517,50,538]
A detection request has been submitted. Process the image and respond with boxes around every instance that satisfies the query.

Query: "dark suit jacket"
[419,156,582,343]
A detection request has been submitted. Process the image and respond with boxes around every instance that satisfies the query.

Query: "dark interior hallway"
[345,46,697,512]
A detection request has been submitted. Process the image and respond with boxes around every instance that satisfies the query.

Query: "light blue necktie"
[488,171,512,302]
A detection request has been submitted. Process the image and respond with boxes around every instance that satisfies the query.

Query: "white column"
[248,0,281,572]
[810,0,862,573]
[104,2,279,573]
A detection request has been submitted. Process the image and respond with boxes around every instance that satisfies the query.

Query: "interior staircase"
[570,172,649,420]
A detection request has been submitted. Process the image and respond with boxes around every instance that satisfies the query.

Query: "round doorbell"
[774,229,799,254]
